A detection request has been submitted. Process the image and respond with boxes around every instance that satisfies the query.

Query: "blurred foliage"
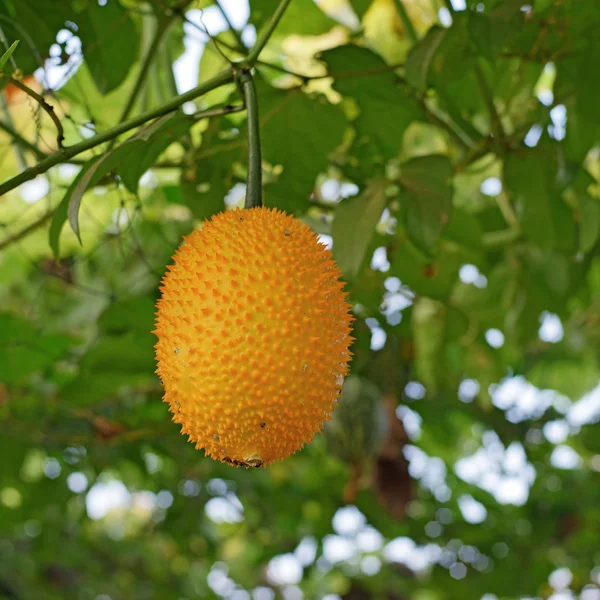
[0,0,600,599]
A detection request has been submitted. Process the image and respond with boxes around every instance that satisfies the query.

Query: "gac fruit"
[154,207,353,467]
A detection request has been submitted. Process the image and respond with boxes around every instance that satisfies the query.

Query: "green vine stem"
[239,70,262,209]
[0,68,234,197]
[0,0,293,200]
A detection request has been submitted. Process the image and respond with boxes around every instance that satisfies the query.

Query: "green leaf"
[0,39,19,70]
[118,114,193,194]
[405,26,446,92]
[469,1,525,62]
[0,1,68,75]
[504,148,577,252]
[528,357,600,401]
[250,0,335,36]
[97,297,156,335]
[79,332,155,374]
[60,373,150,406]
[428,15,473,89]
[523,248,573,302]
[412,298,450,394]
[570,169,600,254]
[560,38,600,161]
[443,208,483,250]
[257,81,347,214]
[399,155,454,252]
[179,118,241,220]
[196,31,238,108]
[331,180,388,280]
[66,115,191,241]
[580,194,600,254]
[320,45,422,157]
[391,231,479,301]
[58,62,140,130]
[49,157,102,258]
[0,312,71,383]
[76,0,138,94]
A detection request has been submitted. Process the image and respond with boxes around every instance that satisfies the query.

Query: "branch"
[246,0,293,64]
[0,68,234,197]
[5,77,64,148]
[0,210,53,251]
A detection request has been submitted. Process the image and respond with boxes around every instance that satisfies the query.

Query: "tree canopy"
[0,1,599,599]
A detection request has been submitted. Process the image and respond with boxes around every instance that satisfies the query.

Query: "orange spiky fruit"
[154,207,354,467]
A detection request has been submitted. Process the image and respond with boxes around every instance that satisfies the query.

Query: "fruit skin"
[323,375,389,464]
[154,207,354,467]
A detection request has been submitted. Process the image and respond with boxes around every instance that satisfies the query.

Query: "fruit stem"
[240,70,263,209]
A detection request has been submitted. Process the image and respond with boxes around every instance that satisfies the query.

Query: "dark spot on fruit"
[260,422,266,428]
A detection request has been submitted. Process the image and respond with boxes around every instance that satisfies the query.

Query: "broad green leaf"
[412,298,446,394]
[391,231,480,300]
[428,15,473,89]
[49,158,100,258]
[0,39,18,70]
[250,0,335,36]
[492,58,544,132]
[443,208,483,250]
[60,372,151,406]
[257,81,347,214]
[196,30,238,107]
[504,148,577,252]
[58,62,141,131]
[0,312,71,383]
[179,118,241,220]
[405,26,446,92]
[97,297,156,335]
[79,332,155,374]
[556,29,600,161]
[66,115,191,241]
[579,194,600,254]
[0,1,67,75]
[528,357,600,401]
[399,155,454,252]
[320,45,422,157]
[76,0,138,94]
[118,114,193,193]
[570,169,600,254]
[331,180,387,280]
[469,0,525,62]
[523,248,574,303]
